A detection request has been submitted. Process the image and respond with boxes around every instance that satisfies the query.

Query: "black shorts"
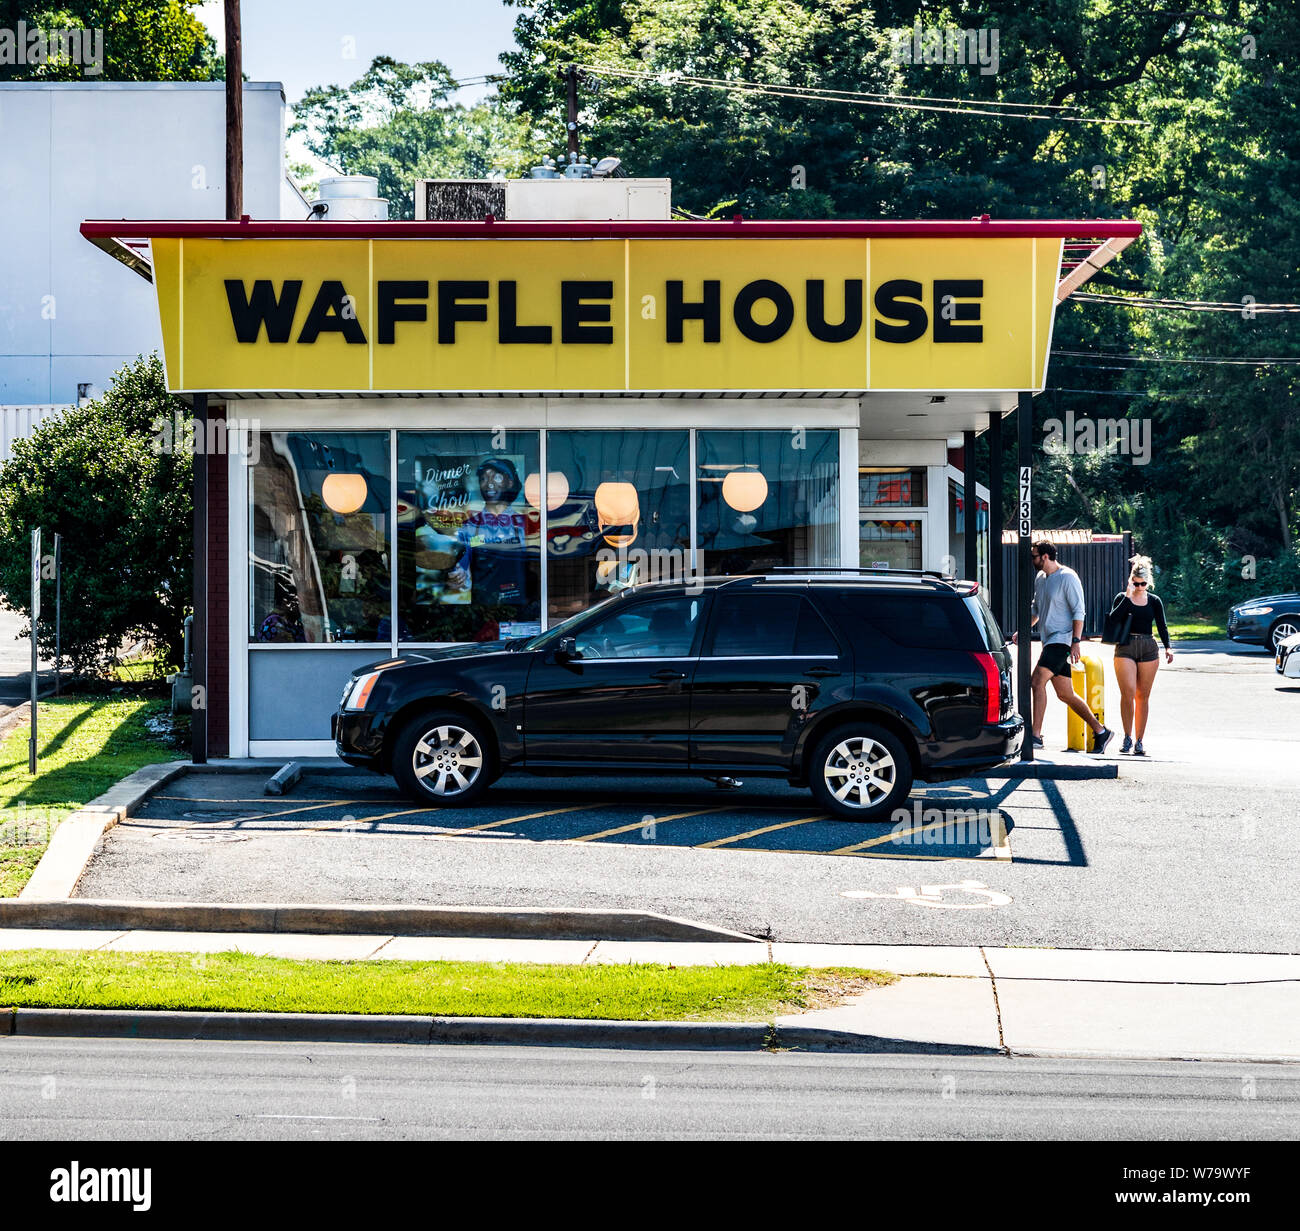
[1115,633,1161,663]
[1036,642,1074,678]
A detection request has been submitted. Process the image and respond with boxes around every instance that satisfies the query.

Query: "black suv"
[333,571,1023,821]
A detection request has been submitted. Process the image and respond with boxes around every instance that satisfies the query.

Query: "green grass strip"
[0,696,181,897]
[0,950,892,1021]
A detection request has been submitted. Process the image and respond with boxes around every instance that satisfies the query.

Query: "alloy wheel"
[823,736,897,809]
[1271,622,1299,649]
[411,724,484,797]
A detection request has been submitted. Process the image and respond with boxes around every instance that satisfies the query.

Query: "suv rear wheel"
[809,723,913,822]
[392,711,496,806]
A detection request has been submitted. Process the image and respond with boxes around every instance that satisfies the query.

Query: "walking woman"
[1108,555,1174,755]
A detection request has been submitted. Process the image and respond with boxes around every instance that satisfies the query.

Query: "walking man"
[1011,539,1114,753]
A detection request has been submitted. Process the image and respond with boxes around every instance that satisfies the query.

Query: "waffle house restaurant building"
[82,213,1137,761]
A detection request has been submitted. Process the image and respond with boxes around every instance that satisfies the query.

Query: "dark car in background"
[1227,594,1300,651]
[333,571,1023,821]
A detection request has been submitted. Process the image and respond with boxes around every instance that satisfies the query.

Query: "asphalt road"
[74,642,1300,951]
[2,1036,1296,1140]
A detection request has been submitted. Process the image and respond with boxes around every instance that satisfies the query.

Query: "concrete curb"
[986,761,1118,780]
[2,1007,1001,1053]
[18,760,190,901]
[0,899,763,943]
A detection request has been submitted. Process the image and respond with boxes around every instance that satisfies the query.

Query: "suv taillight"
[971,651,1000,724]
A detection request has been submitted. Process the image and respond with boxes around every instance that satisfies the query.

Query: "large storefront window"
[250,431,391,643]
[860,517,925,570]
[696,430,839,575]
[396,431,541,642]
[248,425,849,645]
[545,430,691,620]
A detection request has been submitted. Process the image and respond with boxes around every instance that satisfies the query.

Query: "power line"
[575,63,1151,126]
[1071,292,1300,314]
[1045,386,1217,399]
[1054,350,1300,366]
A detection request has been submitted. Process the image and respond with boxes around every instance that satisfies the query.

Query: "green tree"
[291,57,531,220]
[0,355,193,675]
[0,1,222,80]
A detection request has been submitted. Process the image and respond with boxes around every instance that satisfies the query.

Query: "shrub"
[0,355,192,675]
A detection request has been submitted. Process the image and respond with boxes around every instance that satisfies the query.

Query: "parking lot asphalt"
[72,641,1299,952]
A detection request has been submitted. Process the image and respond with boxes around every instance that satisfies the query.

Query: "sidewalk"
[2,930,1296,1062]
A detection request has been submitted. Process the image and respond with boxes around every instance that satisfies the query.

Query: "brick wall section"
[205,410,230,757]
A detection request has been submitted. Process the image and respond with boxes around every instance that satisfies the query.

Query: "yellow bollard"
[1067,650,1106,751]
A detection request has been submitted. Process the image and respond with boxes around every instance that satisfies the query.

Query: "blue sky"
[195,0,523,105]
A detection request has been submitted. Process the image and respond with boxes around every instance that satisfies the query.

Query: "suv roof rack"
[767,565,958,581]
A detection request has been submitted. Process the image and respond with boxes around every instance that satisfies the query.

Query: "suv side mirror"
[554,636,581,663]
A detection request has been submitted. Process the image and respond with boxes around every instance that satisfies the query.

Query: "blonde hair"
[1129,553,1154,584]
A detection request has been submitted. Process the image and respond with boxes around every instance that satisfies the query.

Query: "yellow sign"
[151,236,1061,394]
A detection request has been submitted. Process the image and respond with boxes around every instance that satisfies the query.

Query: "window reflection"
[397,432,541,643]
[250,431,390,643]
[697,430,839,575]
[545,431,690,621]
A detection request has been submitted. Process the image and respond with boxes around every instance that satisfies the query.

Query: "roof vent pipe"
[310,175,389,221]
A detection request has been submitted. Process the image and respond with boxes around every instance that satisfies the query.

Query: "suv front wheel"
[809,723,913,822]
[392,711,496,806]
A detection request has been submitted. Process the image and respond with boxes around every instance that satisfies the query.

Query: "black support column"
[1016,390,1034,761]
[192,392,208,765]
[962,428,978,584]
[988,410,1003,613]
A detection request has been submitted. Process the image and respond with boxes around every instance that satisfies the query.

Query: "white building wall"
[0,81,289,409]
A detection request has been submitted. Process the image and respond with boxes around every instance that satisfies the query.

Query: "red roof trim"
[81,218,1142,241]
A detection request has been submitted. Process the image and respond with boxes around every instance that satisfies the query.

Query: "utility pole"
[29,527,40,774]
[561,64,580,160]
[225,0,243,220]
[53,533,61,696]
[1017,391,1034,762]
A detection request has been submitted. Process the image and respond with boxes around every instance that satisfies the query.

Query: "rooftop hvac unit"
[414,178,671,221]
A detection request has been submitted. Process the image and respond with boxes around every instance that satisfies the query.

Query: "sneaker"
[1120,735,1133,754]
[1031,734,1044,749]
[1091,726,1114,755]
[1133,739,1146,757]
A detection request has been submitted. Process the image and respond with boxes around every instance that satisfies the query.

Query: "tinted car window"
[796,601,840,656]
[832,591,983,651]
[964,593,1006,650]
[708,593,839,657]
[574,597,702,659]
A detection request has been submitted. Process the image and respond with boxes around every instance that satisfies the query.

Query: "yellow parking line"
[192,800,369,826]
[988,810,1012,861]
[154,800,358,811]
[570,807,734,842]
[831,820,926,855]
[303,806,439,830]
[832,811,1012,858]
[695,814,827,849]
[454,804,605,833]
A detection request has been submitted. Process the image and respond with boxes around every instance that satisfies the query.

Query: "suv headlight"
[342,670,383,711]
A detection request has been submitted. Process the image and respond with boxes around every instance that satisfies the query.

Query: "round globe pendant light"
[594,480,639,526]
[322,472,368,514]
[524,470,571,512]
[722,469,768,513]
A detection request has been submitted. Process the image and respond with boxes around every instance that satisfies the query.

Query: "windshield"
[523,593,624,651]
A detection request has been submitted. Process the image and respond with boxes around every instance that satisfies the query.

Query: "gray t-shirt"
[1033,565,1086,646]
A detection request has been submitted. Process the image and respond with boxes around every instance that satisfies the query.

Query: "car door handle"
[804,666,840,678]
[651,668,688,681]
